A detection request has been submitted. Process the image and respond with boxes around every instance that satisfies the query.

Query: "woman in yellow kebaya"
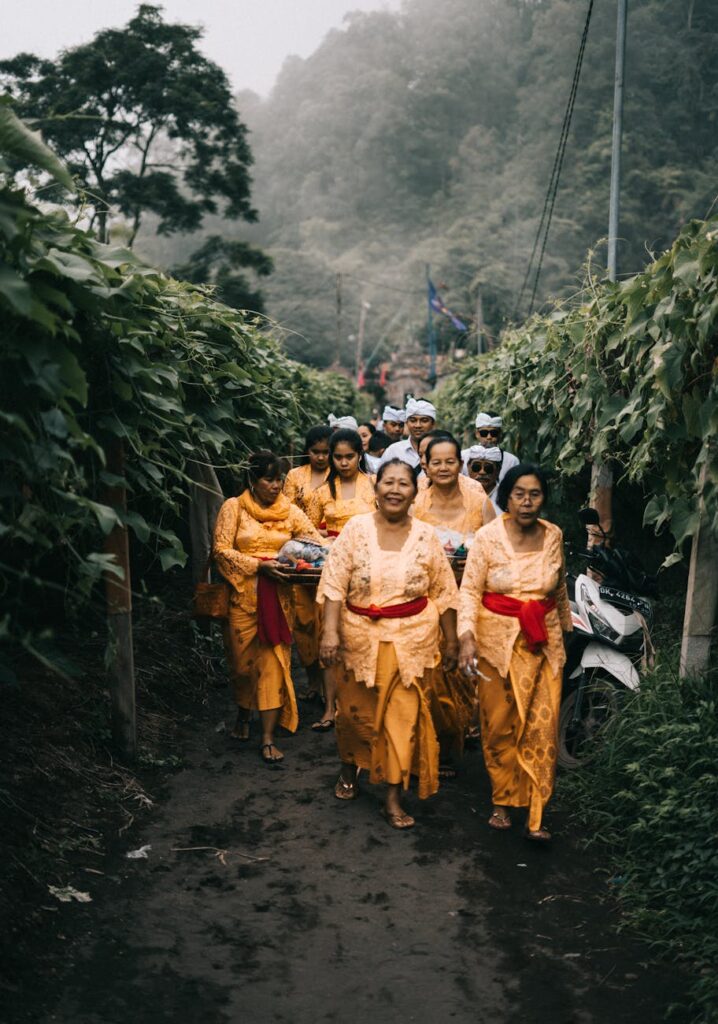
[412,435,486,774]
[306,428,376,730]
[318,459,459,829]
[284,425,332,700]
[458,464,571,840]
[213,451,323,765]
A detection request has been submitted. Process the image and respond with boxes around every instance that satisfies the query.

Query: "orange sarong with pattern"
[458,514,572,829]
[213,491,323,731]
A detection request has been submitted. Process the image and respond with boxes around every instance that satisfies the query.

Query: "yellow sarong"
[224,604,298,733]
[335,641,439,799]
[478,634,561,831]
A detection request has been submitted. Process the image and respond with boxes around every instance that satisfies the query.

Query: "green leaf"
[0,263,33,315]
[159,546,187,571]
[0,100,74,190]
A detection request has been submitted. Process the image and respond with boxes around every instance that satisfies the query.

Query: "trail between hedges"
[23,679,688,1024]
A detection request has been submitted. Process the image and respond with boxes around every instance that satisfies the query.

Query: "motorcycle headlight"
[580,583,620,642]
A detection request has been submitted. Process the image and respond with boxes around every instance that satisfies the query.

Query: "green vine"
[439,216,718,557]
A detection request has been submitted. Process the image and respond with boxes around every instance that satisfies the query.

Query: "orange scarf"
[239,489,291,523]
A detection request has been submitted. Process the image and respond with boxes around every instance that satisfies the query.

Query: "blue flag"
[428,280,467,331]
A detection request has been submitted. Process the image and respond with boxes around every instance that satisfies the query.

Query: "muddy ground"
[2,644,690,1024]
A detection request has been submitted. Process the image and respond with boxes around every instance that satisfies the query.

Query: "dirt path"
[15,680,688,1024]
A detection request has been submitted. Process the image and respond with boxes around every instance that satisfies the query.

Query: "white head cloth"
[405,398,437,420]
[328,414,359,431]
[475,412,503,429]
[467,445,502,463]
[382,405,405,423]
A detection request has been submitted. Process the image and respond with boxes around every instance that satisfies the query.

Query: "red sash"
[347,596,428,620]
[482,592,556,651]
[257,561,292,646]
[326,529,341,538]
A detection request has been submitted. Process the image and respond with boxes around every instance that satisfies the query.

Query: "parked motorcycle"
[558,508,657,768]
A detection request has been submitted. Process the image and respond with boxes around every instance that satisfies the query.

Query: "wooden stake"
[104,437,136,760]
[680,469,718,678]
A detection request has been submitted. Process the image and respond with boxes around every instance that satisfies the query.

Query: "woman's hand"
[442,638,459,672]
[458,633,478,675]
[319,631,341,667]
[258,559,288,582]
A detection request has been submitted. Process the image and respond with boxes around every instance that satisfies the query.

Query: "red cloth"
[326,529,341,538]
[347,596,428,620]
[257,564,292,646]
[482,592,557,652]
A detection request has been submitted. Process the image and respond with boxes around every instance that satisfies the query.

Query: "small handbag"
[192,556,230,620]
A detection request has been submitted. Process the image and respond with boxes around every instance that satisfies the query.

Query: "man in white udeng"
[379,398,437,469]
[461,412,518,481]
[379,405,406,444]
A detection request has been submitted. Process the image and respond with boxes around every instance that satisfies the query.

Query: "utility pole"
[607,0,627,281]
[355,297,370,381]
[475,285,484,356]
[335,273,342,355]
[426,264,437,387]
[590,0,627,542]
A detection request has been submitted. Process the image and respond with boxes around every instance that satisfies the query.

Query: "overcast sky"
[2,0,401,96]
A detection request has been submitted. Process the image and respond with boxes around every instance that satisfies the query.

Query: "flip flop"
[334,773,359,800]
[488,810,512,830]
[381,808,415,830]
[259,743,284,766]
[311,718,335,731]
[524,826,552,843]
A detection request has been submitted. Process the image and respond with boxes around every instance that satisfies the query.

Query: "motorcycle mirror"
[578,507,601,527]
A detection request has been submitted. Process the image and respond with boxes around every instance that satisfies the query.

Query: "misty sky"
[2,0,401,96]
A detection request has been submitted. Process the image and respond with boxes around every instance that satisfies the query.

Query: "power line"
[514,0,594,320]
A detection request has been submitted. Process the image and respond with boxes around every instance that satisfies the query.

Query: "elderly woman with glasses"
[458,464,572,842]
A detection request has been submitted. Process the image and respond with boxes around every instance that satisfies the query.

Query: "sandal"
[439,764,458,780]
[311,718,335,732]
[231,718,250,742]
[488,810,512,830]
[381,808,415,830]
[259,743,284,766]
[525,826,552,843]
[334,772,359,801]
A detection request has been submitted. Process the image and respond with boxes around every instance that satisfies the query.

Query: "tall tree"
[0,4,256,247]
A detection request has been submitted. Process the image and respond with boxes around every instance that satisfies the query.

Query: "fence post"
[104,437,136,760]
[680,470,718,677]
[188,461,224,586]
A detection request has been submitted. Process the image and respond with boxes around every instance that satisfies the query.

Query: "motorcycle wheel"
[558,673,621,769]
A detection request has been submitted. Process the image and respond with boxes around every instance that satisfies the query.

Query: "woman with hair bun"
[458,464,572,841]
[284,425,332,700]
[307,428,376,729]
[213,451,323,764]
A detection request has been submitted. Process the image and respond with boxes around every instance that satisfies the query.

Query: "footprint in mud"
[359,891,389,905]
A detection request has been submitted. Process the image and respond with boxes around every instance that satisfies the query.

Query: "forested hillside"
[144,0,716,369]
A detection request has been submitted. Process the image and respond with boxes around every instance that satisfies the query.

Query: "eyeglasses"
[470,462,499,473]
[477,428,500,438]
[511,489,543,504]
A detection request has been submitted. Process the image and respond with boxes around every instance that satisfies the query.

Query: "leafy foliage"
[0,117,358,676]
[0,4,256,246]
[437,215,718,553]
[559,664,718,1023]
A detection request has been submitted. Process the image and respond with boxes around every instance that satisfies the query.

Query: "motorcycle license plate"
[599,586,651,618]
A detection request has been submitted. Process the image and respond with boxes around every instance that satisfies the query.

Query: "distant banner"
[428,280,467,331]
